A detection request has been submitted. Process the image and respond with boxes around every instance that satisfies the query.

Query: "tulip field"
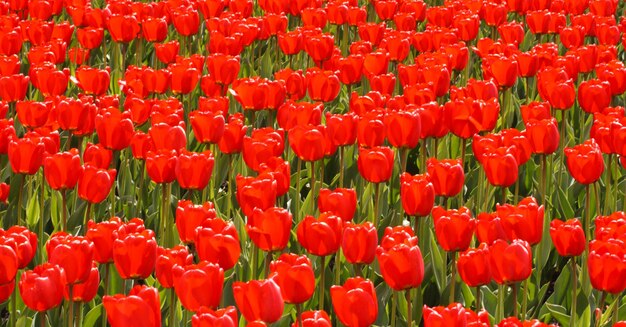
[5,0,626,326]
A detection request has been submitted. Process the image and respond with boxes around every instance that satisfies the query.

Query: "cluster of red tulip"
[3,0,626,325]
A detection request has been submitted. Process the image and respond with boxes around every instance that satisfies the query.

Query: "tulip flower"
[318,188,357,222]
[342,222,378,265]
[19,263,66,312]
[331,277,378,327]
[86,217,122,264]
[236,174,278,218]
[427,158,465,198]
[291,310,331,327]
[400,173,435,219]
[46,232,94,285]
[0,238,17,285]
[112,229,157,280]
[376,226,424,291]
[192,306,239,327]
[155,246,194,289]
[233,278,284,324]
[172,261,224,312]
[103,285,161,327]
[269,253,315,305]
[69,263,100,303]
[194,216,241,271]
[564,139,605,185]
[424,303,490,327]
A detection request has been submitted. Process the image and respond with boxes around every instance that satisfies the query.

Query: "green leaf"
[82,304,103,327]
[545,303,570,327]
[429,231,445,293]
[26,193,39,227]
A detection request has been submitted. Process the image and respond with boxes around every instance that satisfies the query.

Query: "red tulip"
[318,188,357,222]
[269,253,315,304]
[357,146,394,183]
[564,139,605,184]
[155,245,194,289]
[0,183,8,203]
[107,14,140,43]
[176,150,215,191]
[74,66,109,96]
[289,124,328,162]
[524,118,560,154]
[330,277,378,327]
[78,165,116,204]
[326,112,357,147]
[291,311,331,327]
[8,137,45,175]
[69,263,99,302]
[0,74,29,102]
[43,149,81,190]
[376,226,424,290]
[112,229,157,280]
[233,278,284,324]
[342,222,378,265]
[432,206,476,252]
[19,263,66,312]
[103,285,161,327]
[489,239,533,285]
[384,110,421,149]
[95,107,134,151]
[195,218,241,270]
[3,226,37,269]
[400,173,435,217]
[306,69,340,102]
[424,303,490,327]
[297,213,343,257]
[588,239,626,294]
[457,243,492,287]
[482,147,519,187]
[247,207,292,252]
[190,110,225,144]
[550,219,586,257]
[173,261,224,312]
[0,238,17,285]
[46,232,94,285]
[218,113,247,154]
[83,142,112,169]
[192,306,239,327]
[426,158,465,197]
[146,150,178,184]
[85,217,122,263]
[236,173,278,218]
[176,200,217,243]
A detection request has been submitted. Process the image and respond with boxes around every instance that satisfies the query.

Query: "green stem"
[68,285,74,327]
[296,303,303,327]
[84,203,92,228]
[169,288,177,327]
[502,186,507,204]
[319,256,326,310]
[17,174,25,226]
[476,286,482,311]
[497,284,505,322]
[265,251,272,278]
[159,183,167,246]
[10,277,17,327]
[596,292,607,327]
[295,159,302,222]
[522,279,528,320]
[605,154,612,213]
[406,290,413,327]
[101,263,110,327]
[75,304,83,327]
[400,147,409,173]
[251,246,258,280]
[61,190,67,232]
[334,250,342,286]
[613,293,620,325]
[40,311,46,327]
[512,283,518,318]
[339,147,345,188]
[419,139,427,174]
[391,291,397,327]
[374,182,381,227]
[570,258,578,327]
[585,184,591,242]
[449,252,456,304]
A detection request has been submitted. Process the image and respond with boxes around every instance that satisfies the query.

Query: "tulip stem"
[265,251,273,278]
[61,189,67,232]
[296,303,303,327]
[374,182,381,227]
[584,184,591,242]
[406,290,413,327]
[17,174,25,226]
[84,203,92,229]
[10,277,16,327]
[391,291,397,327]
[496,284,505,322]
[339,147,345,188]
[476,286,482,311]
[101,263,110,327]
[512,283,518,318]
[605,154,613,213]
[251,246,258,280]
[502,186,507,204]
[400,147,409,173]
[310,161,316,201]
[570,258,578,327]
[522,279,528,320]
[596,292,607,327]
[40,311,46,327]
[169,288,177,327]
[68,285,74,327]
[296,159,302,221]
[613,294,620,325]
[449,252,456,304]
[334,250,342,285]
[319,255,326,311]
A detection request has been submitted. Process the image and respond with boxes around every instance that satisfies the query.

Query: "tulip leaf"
[428,231,445,293]
[82,304,103,327]
[556,186,575,220]
[544,303,569,326]
[26,193,39,227]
